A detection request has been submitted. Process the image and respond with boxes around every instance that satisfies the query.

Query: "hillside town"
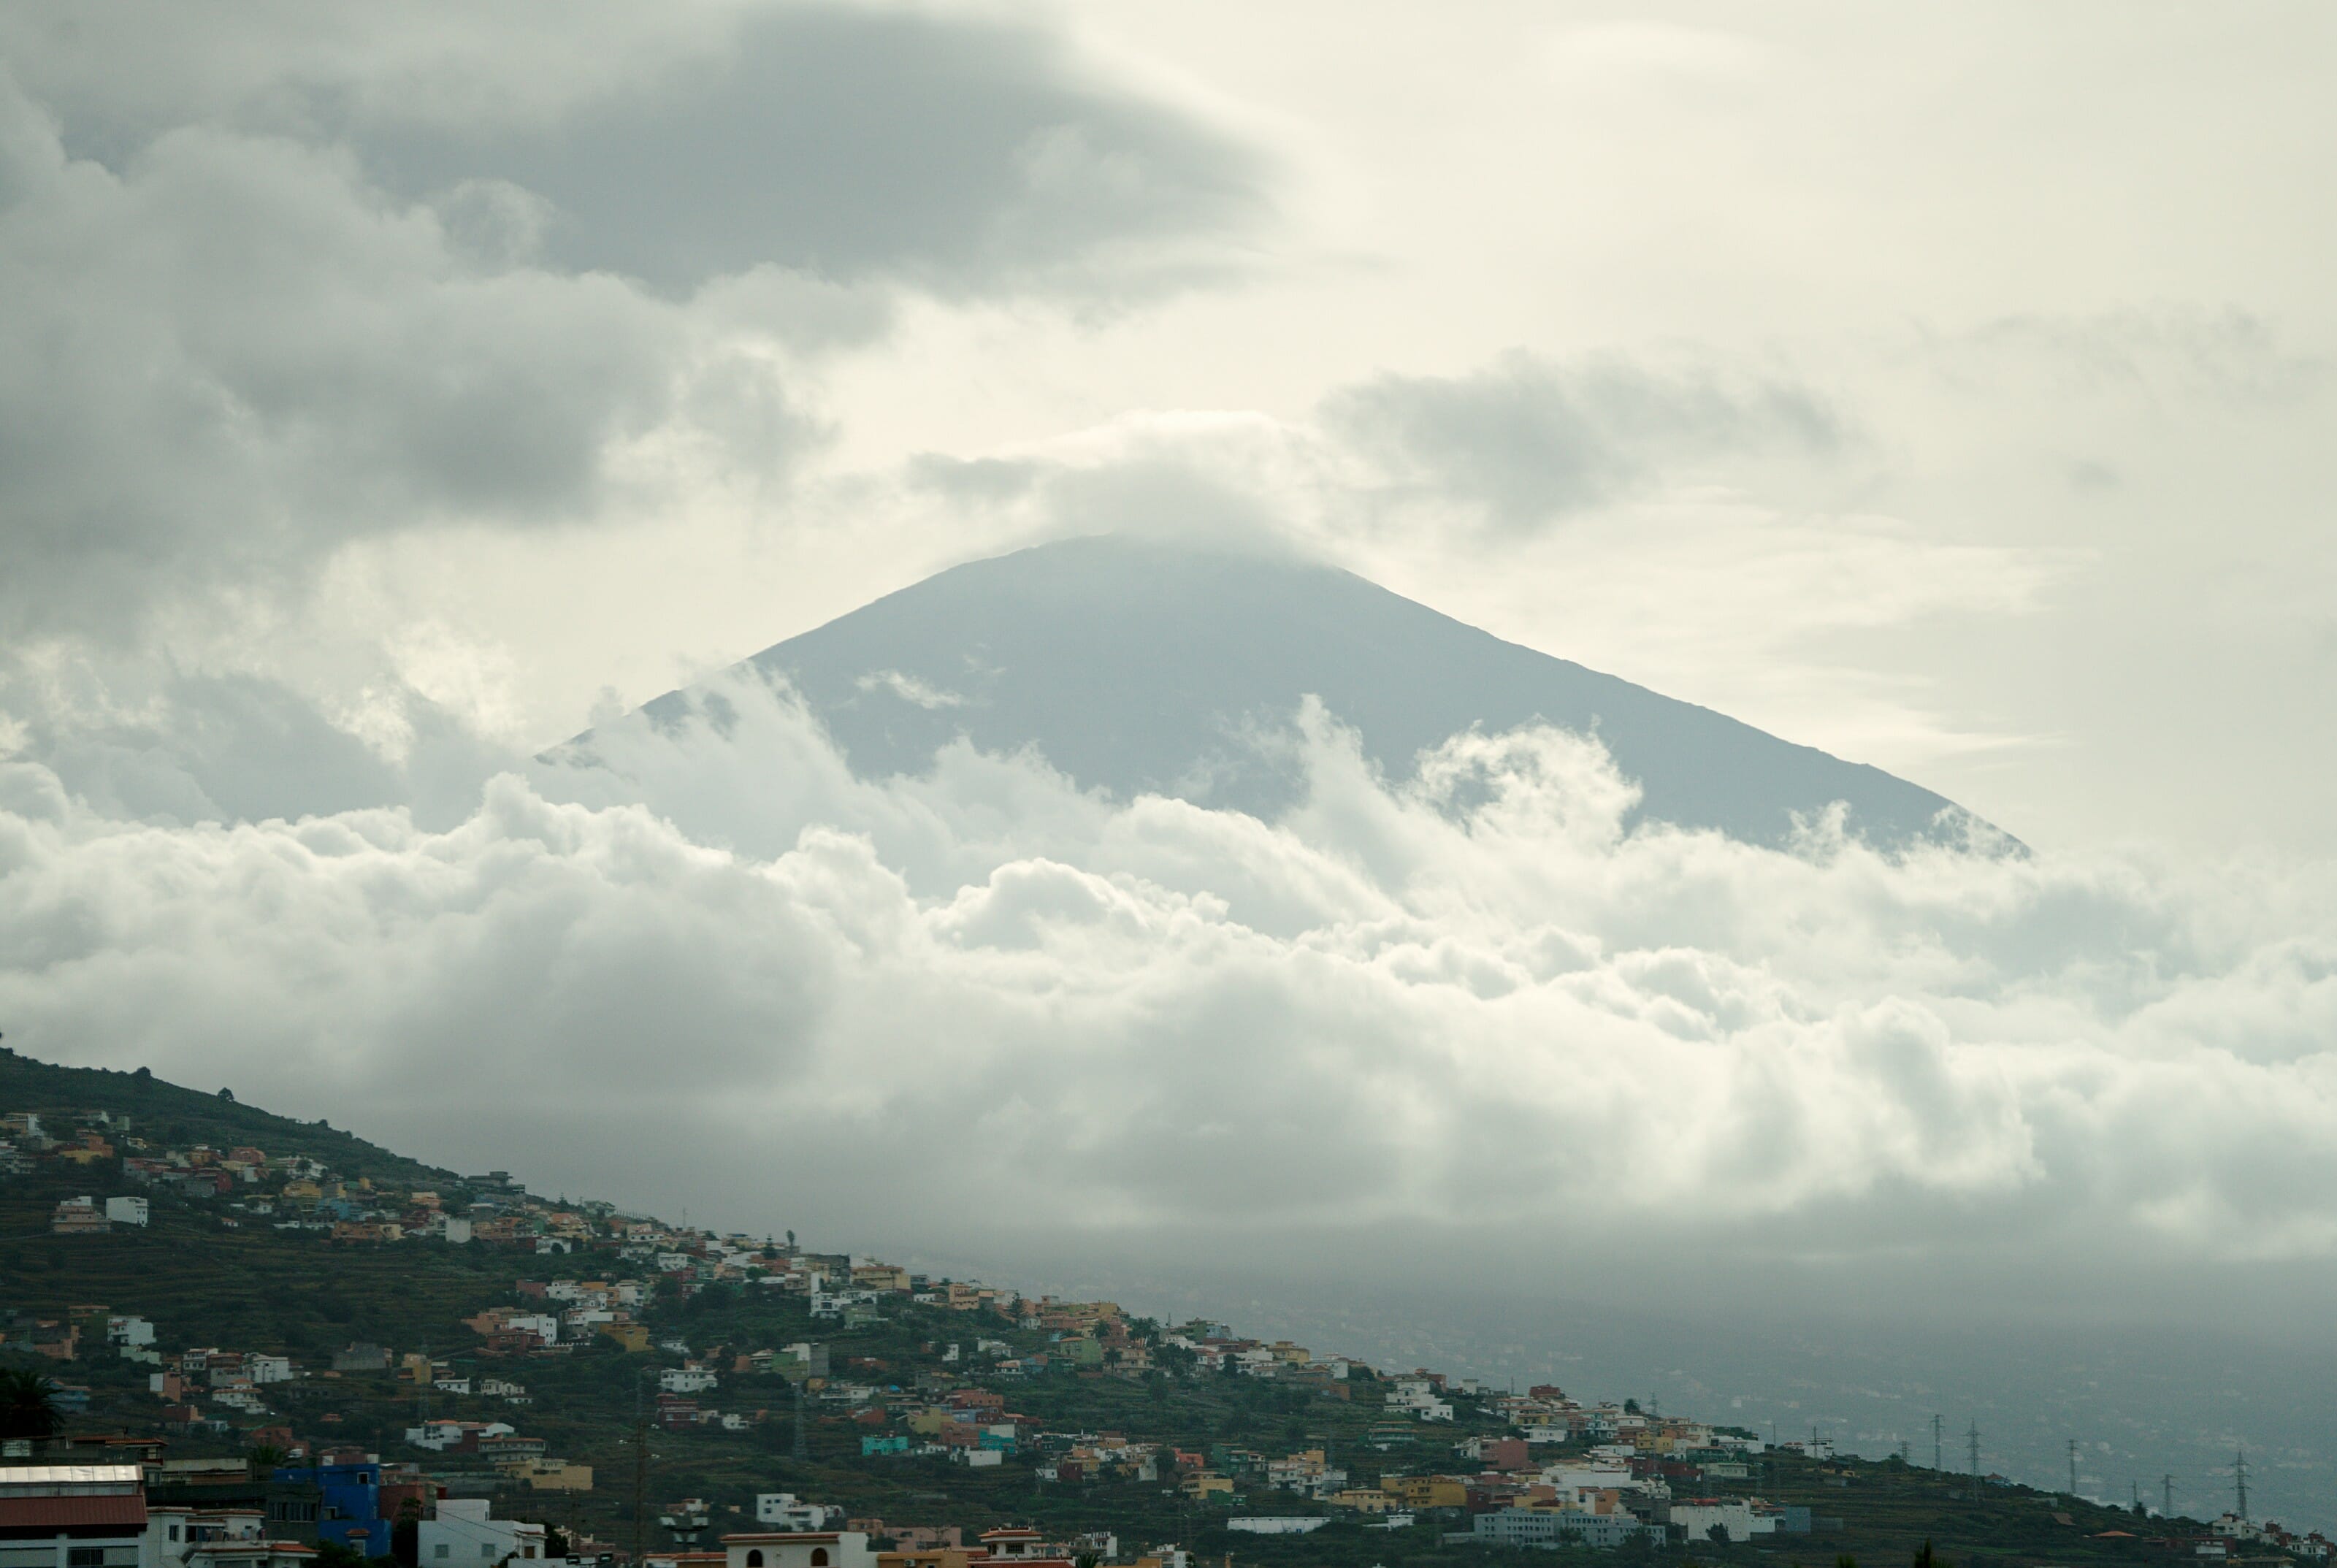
[6,1088,2328,1568]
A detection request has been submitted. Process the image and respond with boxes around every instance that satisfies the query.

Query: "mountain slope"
[554,535,1985,847]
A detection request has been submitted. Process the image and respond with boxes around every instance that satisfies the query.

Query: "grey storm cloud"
[1326,349,1846,528]
[0,2,1273,638]
[341,5,1274,298]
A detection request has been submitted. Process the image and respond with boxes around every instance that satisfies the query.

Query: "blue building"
[276,1464,389,1557]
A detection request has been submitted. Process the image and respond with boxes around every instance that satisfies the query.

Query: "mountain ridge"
[550,535,1994,849]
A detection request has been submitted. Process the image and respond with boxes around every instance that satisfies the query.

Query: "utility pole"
[2163,1475,2176,1518]
[2068,1439,2080,1497]
[2233,1448,2249,1522]
[1967,1420,1981,1500]
[1932,1415,1943,1472]
[2133,1480,2143,1512]
[1899,1439,1912,1466]
[792,1380,807,1462]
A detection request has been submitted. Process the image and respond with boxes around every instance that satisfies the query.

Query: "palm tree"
[0,1366,62,1440]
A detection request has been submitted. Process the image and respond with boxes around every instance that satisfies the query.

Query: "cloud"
[0,75,734,635]
[343,4,1274,299]
[1,2,1272,301]
[0,3,1271,640]
[1323,349,1846,529]
[7,674,2337,1335]
[854,670,968,711]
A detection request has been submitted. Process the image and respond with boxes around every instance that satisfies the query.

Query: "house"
[1382,1476,1468,1511]
[755,1498,836,1531]
[416,1499,546,1565]
[659,1369,717,1394]
[107,1197,152,1227]
[110,1316,159,1348]
[721,1533,876,1568]
[1669,1500,1760,1542]
[500,1461,592,1494]
[270,1464,389,1558]
[0,1461,153,1568]
[53,1196,112,1234]
[1473,1510,1659,1550]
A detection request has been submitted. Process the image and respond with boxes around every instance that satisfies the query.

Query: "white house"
[418,1499,548,1564]
[248,1356,293,1385]
[1670,1500,1760,1542]
[659,1369,718,1394]
[443,1217,473,1244]
[754,1496,835,1531]
[722,1534,873,1568]
[110,1315,158,1348]
[107,1196,152,1227]
[506,1315,559,1345]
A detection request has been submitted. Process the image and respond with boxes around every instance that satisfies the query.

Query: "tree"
[1913,1544,1938,1568]
[1709,1525,1732,1544]
[248,1445,289,1475]
[1624,1398,1641,1415]
[0,1367,62,1439]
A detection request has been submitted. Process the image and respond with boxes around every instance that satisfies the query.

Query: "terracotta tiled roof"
[0,1496,150,1529]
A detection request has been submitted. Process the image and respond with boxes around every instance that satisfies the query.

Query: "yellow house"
[502,1458,594,1492]
[1179,1472,1233,1501]
[907,1408,957,1435]
[598,1322,650,1353]
[1383,1475,1468,1510]
[1331,1489,1397,1514]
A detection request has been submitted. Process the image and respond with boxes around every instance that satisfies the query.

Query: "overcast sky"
[5,2,2337,1506]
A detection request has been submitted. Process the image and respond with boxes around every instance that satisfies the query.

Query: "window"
[435,1548,451,1559]
[483,1547,495,1559]
[747,1554,765,1567]
[169,1529,182,1543]
[811,1552,830,1566]
[70,1551,105,1568]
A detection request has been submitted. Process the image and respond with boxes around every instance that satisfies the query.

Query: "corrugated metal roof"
[0,1495,150,1529]
[0,1466,145,1485]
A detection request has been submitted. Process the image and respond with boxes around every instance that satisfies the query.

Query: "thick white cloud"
[7,678,2336,1306]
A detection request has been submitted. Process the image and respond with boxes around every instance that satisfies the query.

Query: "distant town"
[3,1070,2322,1568]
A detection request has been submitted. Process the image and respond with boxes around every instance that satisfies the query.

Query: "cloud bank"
[7,673,2336,1335]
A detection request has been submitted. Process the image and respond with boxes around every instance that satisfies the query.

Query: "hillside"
[0,1045,452,1189]
[2,1052,2274,1568]
[543,535,1992,849]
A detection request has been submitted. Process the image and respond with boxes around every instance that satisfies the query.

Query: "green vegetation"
[0,1052,2249,1567]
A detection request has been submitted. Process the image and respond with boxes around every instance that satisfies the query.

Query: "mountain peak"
[554,534,1988,848]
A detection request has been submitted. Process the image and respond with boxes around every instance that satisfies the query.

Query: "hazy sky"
[6,4,2337,1510]
[3,1,2331,854]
